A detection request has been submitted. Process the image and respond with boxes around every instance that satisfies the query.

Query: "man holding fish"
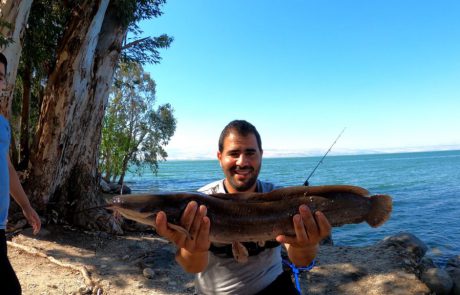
[155,120,332,294]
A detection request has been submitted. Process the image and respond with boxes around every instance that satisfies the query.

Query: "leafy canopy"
[100,60,176,183]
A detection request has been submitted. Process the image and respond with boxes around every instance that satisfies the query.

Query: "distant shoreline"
[165,148,460,161]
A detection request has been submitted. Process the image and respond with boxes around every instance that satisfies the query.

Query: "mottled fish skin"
[108,185,392,244]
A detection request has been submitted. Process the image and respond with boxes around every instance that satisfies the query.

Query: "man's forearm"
[286,243,318,267]
[175,248,209,273]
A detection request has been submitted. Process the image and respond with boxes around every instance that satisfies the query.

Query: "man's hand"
[22,206,41,235]
[276,205,331,266]
[156,201,211,252]
[155,201,211,273]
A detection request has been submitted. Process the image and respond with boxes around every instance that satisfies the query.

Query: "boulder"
[108,182,132,194]
[446,256,460,295]
[378,232,428,259]
[420,267,453,295]
[99,178,111,193]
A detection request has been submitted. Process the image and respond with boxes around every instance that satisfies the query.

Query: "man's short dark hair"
[218,120,262,152]
[0,52,7,73]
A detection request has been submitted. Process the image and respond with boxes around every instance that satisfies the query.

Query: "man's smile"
[232,166,253,176]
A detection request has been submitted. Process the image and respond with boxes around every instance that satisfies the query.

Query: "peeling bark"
[18,59,31,170]
[0,0,33,117]
[24,0,131,234]
[71,4,128,233]
[29,0,108,203]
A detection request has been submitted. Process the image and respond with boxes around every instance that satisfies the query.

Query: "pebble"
[143,268,155,279]
[141,256,156,268]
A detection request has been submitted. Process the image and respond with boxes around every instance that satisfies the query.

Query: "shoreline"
[7,225,459,294]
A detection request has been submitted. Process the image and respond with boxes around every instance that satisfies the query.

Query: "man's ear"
[217,151,222,167]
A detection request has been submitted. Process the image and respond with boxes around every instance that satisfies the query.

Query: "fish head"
[108,194,164,227]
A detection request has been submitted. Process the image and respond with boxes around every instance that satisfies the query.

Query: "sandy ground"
[7,224,431,295]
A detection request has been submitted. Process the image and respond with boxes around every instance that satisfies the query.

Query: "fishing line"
[304,127,346,186]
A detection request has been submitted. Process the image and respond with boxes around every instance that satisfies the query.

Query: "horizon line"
[163,145,460,161]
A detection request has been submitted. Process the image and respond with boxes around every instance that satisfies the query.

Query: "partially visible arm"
[277,206,331,267]
[8,156,41,234]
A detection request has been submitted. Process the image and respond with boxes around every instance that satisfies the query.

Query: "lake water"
[124,150,460,267]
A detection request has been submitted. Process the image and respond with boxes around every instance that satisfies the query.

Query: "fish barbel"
[108,185,392,244]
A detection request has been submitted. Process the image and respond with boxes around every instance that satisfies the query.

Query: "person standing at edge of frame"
[0,52,42,295]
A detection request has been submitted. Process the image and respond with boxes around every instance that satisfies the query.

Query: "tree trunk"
[18,59,31,170]
[71,3,129,232]
[23,0,132,234]
[0,0,32,117]
[25,0,123,234]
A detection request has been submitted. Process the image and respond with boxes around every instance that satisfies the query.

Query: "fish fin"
[232,242,249,263]
[167,223,192,239]
[366,195,393,227]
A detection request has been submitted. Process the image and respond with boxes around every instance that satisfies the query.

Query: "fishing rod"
[304,127,346,186]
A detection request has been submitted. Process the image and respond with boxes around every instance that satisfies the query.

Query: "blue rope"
[283,259,316,294]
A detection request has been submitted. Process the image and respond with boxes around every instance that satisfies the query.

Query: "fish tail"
[366,195,392,227]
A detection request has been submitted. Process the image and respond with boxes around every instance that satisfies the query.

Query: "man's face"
[0,63,5,92]
[217,131,262,193]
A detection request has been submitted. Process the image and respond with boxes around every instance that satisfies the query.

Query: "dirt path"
[9,225,194,294]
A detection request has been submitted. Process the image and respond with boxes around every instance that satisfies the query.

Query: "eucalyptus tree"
[13,0,69,169]
[0,0,33,116]
[2,0,173,233]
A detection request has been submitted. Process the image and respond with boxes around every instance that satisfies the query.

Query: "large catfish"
[108,185,392,244]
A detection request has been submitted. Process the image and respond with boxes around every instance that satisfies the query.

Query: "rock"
[447,255,460,268]
[420,256,436,270]
[420,267,453,295]
[140,256,156,269]
[99,178,111,193]
[446,266,460,295]
[320,234,334,246]
[108,182,120,193]
[143,268,155,279]
[108,182,132,194]
[379,232,428,259]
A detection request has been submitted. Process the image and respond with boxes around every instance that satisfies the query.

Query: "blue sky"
[139,1,460,160]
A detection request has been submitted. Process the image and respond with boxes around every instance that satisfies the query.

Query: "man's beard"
[226,165,260,192]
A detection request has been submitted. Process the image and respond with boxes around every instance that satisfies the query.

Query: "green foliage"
[99,61,176,182]
[113,0,173,66]
[11,0,70,147]
[122,34,173,65]
[10,0,173,167]
[0,20,13,49]
[112,0,167,28]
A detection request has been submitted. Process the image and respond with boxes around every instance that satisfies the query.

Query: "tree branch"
[122,36,150,50]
